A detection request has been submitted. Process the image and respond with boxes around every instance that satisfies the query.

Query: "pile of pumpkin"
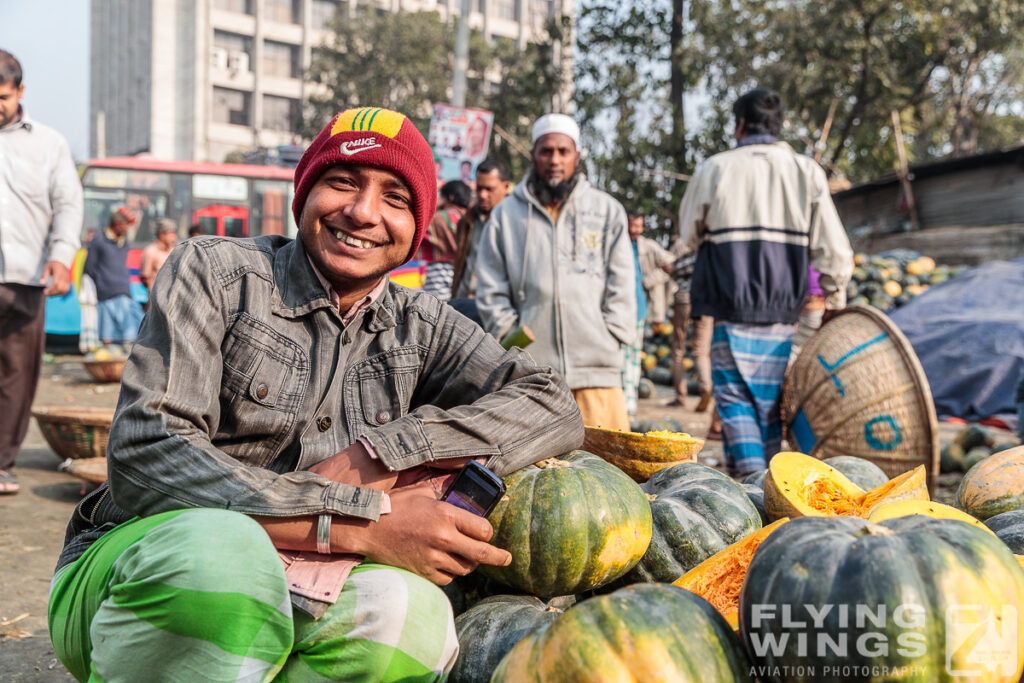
[639,321,703,394]
[445,431,1024,682]
[848,250,969,312]
[941,423,1021,473]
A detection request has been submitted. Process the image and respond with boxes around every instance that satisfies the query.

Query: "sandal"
[0,469,20,495]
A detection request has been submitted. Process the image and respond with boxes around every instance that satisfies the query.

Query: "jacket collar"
[272,237,397,330]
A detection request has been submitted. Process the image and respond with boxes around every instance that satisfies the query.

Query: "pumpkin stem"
[857,522,893,537]
[535,458,571,469]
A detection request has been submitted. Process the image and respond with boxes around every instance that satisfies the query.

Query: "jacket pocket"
[217,313,309,465]
[345,347,421,434]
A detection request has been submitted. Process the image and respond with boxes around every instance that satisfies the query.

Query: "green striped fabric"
[49,509,457,682]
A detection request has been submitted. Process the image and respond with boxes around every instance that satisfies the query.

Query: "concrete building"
[90,0,573,162]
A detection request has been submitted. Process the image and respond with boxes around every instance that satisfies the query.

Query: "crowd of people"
[2,41,858,680]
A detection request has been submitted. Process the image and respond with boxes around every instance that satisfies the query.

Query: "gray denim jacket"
[57,235,583,570]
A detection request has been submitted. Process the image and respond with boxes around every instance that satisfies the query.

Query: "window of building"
[262,40,299,79]
[213,31,253,72]
[494,0,515,20]
[311,0,339,27]
[264,0,299,24]
[213,87,252,126]
[214,0,253,13]
[262,95,299,132]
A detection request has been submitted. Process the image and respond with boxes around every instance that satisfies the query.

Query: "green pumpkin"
[742,482,768,525]
[740,515,1024,682]
[940,443,966,473]
[822,455,889,490]
[742,469,767,488]
[624,462,761,583]
[637,377,654,399]
[480,450,653,597]
[986,509,1024,554]
[492,584,752,682]
[646,366,673,386]
[956,445,1024,520]
[449,595,569,683]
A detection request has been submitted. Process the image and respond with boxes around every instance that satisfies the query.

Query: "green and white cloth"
[48,508,458,682]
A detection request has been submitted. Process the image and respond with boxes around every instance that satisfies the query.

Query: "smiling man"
[48,108,583,682]
[476,114,636,430]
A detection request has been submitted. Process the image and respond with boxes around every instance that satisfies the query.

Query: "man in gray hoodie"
[476,114,636,430]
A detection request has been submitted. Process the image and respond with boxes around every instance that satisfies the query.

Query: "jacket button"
[342,332,351,345]
[255,383,269,400]
[375,410,391,424]
[317,416,332,432]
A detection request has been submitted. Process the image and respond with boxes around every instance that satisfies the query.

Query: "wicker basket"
[780,305,939,488]
[59,457,109,485]
[31,407,115,460]
[82,358,127,383]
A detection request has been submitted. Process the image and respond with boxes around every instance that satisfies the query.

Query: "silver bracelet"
[317,513,332,555]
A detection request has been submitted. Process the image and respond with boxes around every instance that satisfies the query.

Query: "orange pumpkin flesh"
[674,518,789,629]
[765,452,928,520]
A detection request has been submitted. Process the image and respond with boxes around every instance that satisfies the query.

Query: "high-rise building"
[90,0,573,162]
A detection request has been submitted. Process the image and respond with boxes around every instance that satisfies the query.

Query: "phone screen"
[442,463,504,516]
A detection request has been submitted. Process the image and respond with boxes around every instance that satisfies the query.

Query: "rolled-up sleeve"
[360,302,584,477]
[108,242,385,521]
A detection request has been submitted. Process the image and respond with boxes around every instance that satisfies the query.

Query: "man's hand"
[40,261,70,297]
[348,487,512,585]
[308,441,398,492]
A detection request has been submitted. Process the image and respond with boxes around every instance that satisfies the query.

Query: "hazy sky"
[3,0,90,160]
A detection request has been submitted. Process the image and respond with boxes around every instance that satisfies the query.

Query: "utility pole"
[451,0,471,107]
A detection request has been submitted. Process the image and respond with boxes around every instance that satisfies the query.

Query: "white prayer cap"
[531,113,580,147]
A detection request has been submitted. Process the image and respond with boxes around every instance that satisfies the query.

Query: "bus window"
[82,188,169,245]
[224,216,246,238]
[254,179,289,236]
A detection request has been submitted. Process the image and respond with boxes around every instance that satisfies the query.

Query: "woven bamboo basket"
[82,358,126,383]
[780,305,939,488]
[60,457,108,485]
[31,407,115,460]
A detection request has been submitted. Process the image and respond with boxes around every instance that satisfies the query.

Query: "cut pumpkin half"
[866,499,994,536]
[582,426,704,483]
[763,452,928,520]
[673,518,789,629]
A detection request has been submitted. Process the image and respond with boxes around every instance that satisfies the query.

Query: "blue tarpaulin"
[890,259,1024,421]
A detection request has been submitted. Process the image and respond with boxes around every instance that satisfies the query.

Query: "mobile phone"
[440,461,506,517]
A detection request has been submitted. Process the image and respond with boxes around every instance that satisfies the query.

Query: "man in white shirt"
[0,50,83,494]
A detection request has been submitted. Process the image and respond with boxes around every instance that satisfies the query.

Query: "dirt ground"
[0,358,1001,680]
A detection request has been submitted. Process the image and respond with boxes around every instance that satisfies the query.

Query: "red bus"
[46,158,297,338]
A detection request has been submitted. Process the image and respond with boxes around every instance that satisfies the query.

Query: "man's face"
[474,169,507,216]
[300,165,416,291]
[0,80,24,128]
[532,133,579,185]
[109,217,132,237]
[628,215,644,241]
[158,231,178,248]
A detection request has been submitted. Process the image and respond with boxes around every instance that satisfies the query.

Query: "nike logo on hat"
[339,137,382,155]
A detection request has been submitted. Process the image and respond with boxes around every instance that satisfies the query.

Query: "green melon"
[822,455,889,490]
[986,509,1024,554]
[625,462,761,583]
[740,515,1024,682]
[480,451,653,597]
[492,584,752,682]
[449,595,569,683]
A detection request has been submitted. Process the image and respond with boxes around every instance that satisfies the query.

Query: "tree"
[303,7,570,182]
[680,0,1024,180]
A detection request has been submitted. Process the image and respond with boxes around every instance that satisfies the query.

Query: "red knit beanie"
[292,107,437,263]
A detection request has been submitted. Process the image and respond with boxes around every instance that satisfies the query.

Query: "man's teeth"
[333,230,377,248]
